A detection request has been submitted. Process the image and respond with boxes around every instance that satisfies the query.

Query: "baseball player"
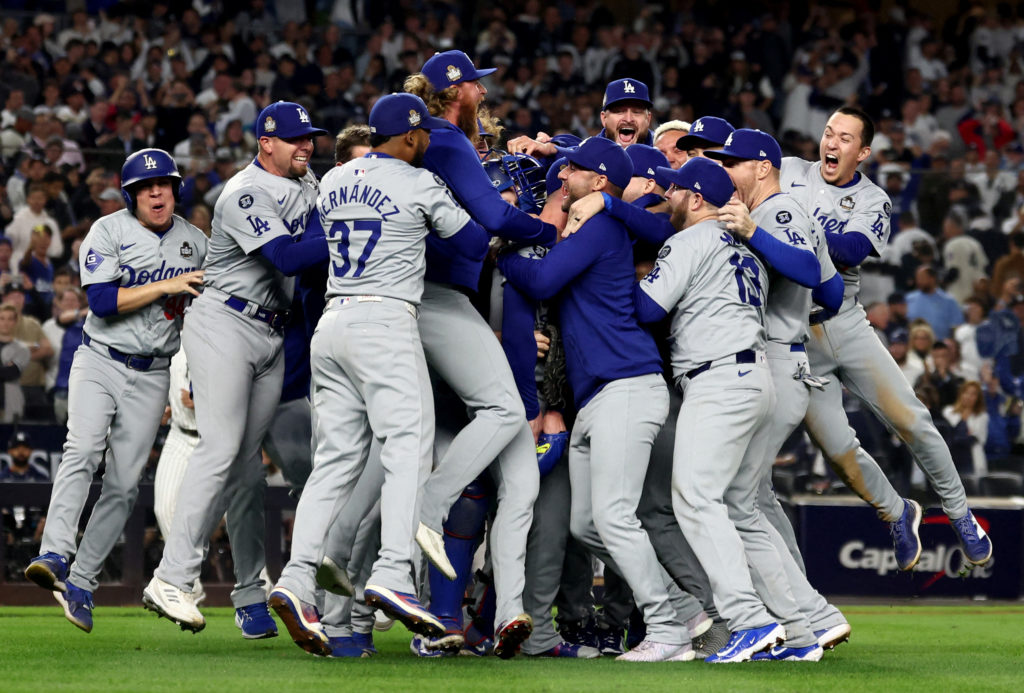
[498,137,691,663]
[632,157,785,663]
[653,121,691,169]
[781,106,993,570]
[24,149,206,633]
[405,50,557,658]
[269,92,488,656]
[507,79,653,160]
[705,129,843,661]
[145,102,329,632]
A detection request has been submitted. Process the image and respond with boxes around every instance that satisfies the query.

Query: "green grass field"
[1,605,1021,692]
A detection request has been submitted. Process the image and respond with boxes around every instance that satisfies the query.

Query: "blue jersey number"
[328,220,382,278]
[729,252,763,307]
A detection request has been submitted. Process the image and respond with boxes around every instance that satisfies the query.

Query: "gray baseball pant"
[417,282,539,629]
[156,296,282,608]
[41,344,167,593]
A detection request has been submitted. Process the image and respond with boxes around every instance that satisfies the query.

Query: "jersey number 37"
[328,220,382,278]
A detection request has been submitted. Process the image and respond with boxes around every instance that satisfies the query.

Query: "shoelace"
[953,514,978,541]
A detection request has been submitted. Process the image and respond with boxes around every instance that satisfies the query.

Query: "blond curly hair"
[404,73,478,141]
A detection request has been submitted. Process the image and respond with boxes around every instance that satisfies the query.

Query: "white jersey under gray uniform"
[277,153,474,604]
[780,157,969,524]
[736,193,846,649]
[155,160,319,610]
[39,210,206,595]
[639,219,779,635]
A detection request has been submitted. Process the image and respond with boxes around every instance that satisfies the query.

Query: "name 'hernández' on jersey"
[780,156,891,309]
[317,153,472,305]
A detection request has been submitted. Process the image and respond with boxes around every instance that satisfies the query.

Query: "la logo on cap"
[623,80,635,94]
[692,121,704,132]
[264,116,277,133]
[297,107,310,123]
[408,109,421,127]
[446,65,462,82]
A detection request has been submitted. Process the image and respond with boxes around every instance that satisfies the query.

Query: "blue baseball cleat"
[330,635,371,658]
[890,498,923,571]
[597,625,625,656]
[25,552,69,593]
[705,623,784,663]
[529,641,602,659]
[951,510,993,566]
[410,633,454,658]
[460,623,493,656]
[352,630,376,655]
[751,643,824,662]
[235,602,278,639]
[364,585,444,638]
[54,581,94,633]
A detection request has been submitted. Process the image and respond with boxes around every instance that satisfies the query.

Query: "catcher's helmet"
[120,148,182,212]
[483,153,547,215]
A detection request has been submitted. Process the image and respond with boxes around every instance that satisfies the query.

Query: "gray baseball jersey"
[782,156,970,528]
[780,157,890,306]
[81,209,207,355]
[639,220,768,377]
[38,209,207,599]
[751,193,837,345]
[204,161,319,310]
[319,154,471,304]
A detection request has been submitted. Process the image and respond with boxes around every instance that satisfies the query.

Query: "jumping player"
[781,107,993,571]
[24,149,206,633]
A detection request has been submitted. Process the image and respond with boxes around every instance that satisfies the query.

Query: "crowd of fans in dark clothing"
[5,0,1024,512]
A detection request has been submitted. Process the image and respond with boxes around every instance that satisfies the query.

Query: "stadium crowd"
[0,0,1017,663]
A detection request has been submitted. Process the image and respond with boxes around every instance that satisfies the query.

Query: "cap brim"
[676,135,723,150]
[470,67,497,80]
[420,115,452,131]
[655,166,681,187]
[603,96,653,110]
[702,147,747,162]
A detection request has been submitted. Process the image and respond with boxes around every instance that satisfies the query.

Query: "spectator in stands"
[908,321,937,375]
[943,380,989,476]
[941,210,989,304]
[6,183,62,271]
[3,285,52,419]
[920,340,965,408]
[0,430,48,481]
[18,226,55,313]
[906,265,964,340]
[991,233,1024,301]
[0,304,30,424]
[980,363,1022,466]
[955,296,987,377]
[889,328,923,384]
[866,301,893,346]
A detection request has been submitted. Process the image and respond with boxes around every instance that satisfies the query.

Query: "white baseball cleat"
[143,576,205,632]
[814,623,852,650]
[415,522,457,580]
[616,639,690,662]
[316,556,355,597]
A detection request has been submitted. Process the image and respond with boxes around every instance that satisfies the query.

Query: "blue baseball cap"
[556,137,633,190]
[602,78,652,110]
[625,144,671,188]
[546,156,568,195]
[548,133,582,149]
[704,128,782,169]
[658,157,735,208]
[256,101,327,139]
[676,116,735,150]
[369,93,450,137]
[422,50,496,91]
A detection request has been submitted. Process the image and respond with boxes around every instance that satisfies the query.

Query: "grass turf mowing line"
[0,605,1021,692]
